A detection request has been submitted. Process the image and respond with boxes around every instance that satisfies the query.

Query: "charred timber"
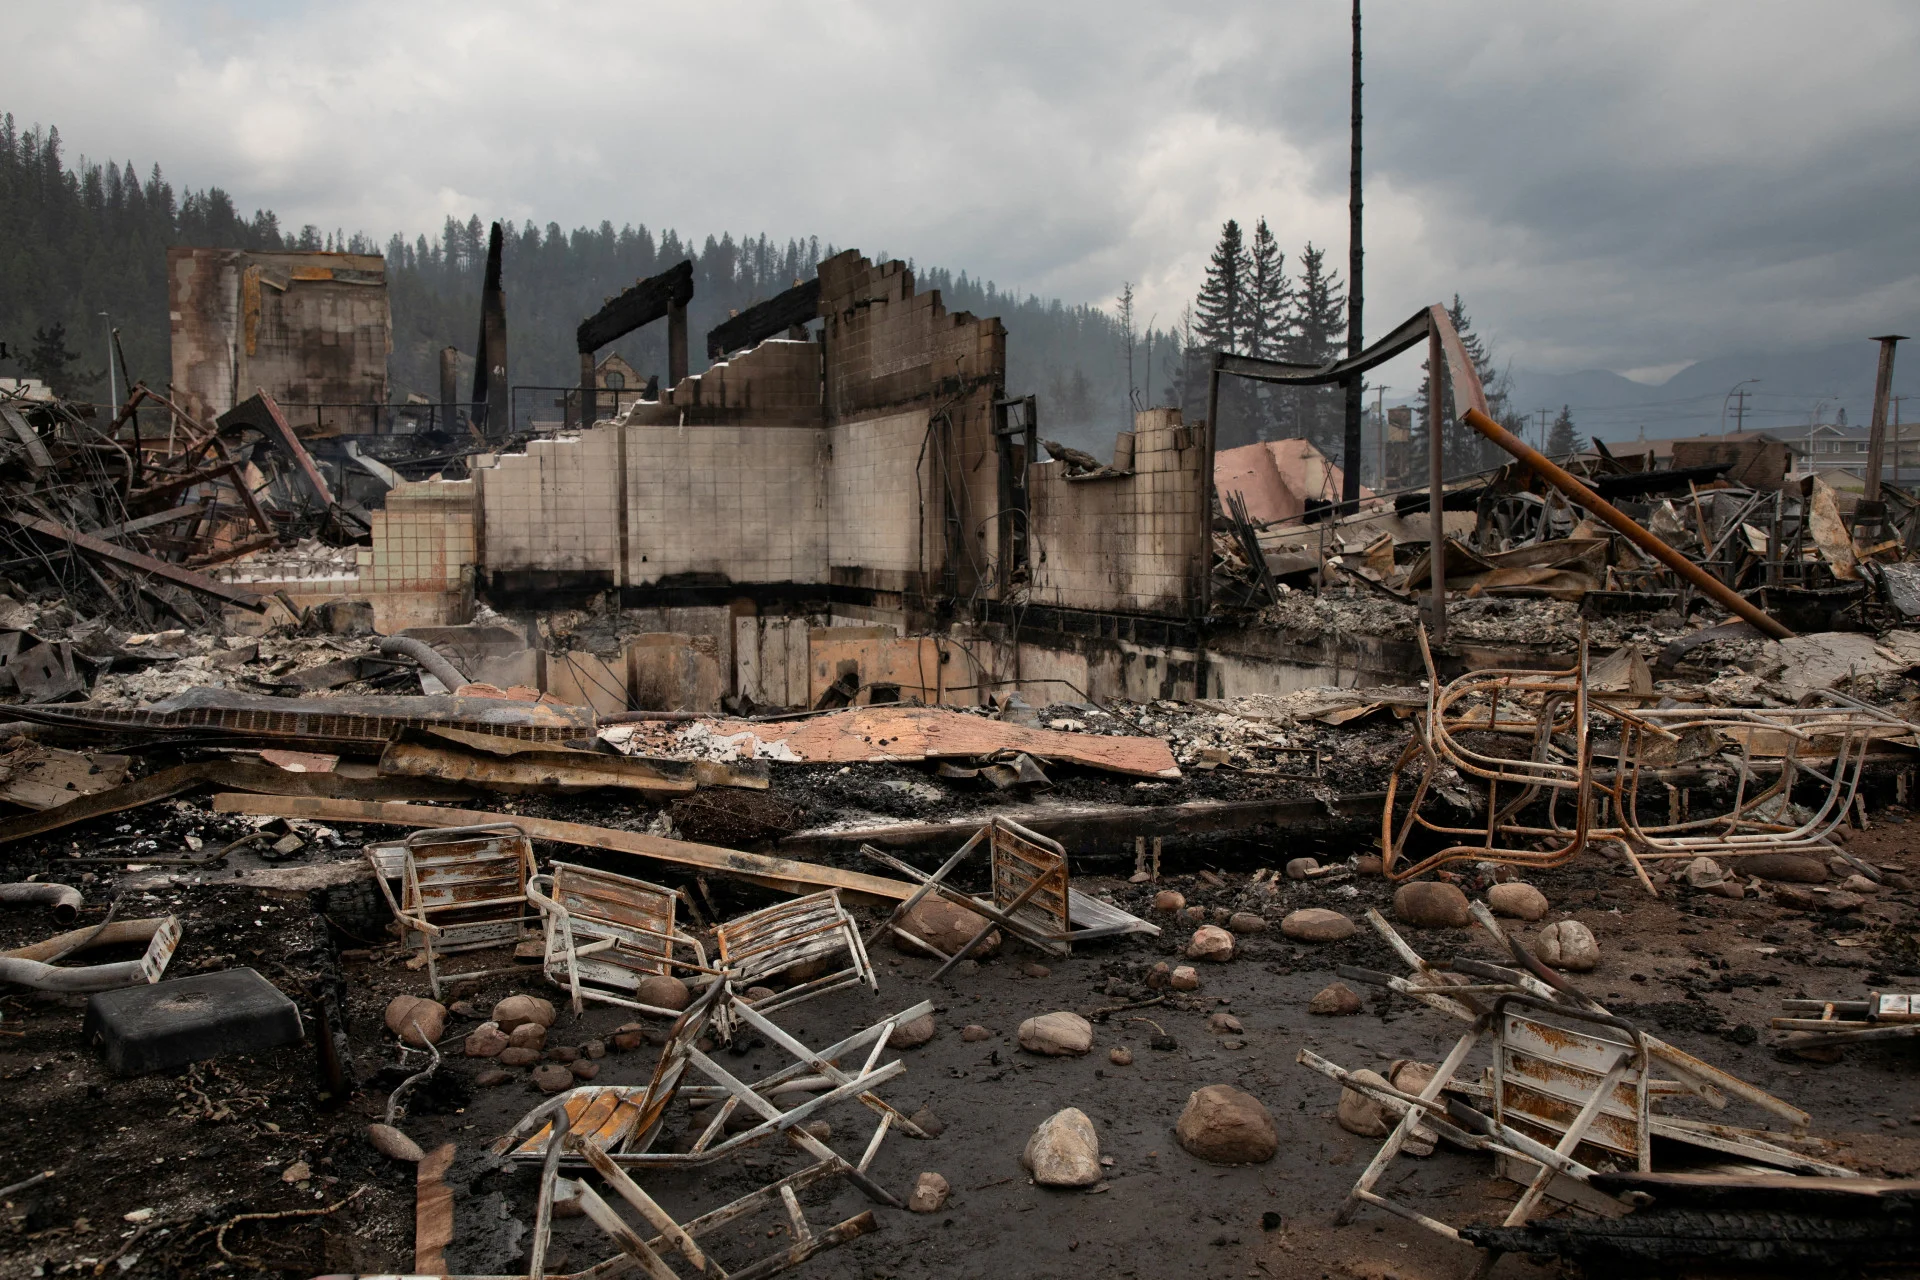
[706,278,822,359]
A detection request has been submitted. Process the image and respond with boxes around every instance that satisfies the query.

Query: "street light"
[1720,378,1759,435]
[97,311,116,411]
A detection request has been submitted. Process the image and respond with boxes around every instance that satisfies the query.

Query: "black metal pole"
[1342,0,1365,507]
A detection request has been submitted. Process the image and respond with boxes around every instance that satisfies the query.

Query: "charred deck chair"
[365,823,537,999]
[862,816,1158,978]
[492,978,932,1276]
[527,860,713,1015]
[709,889,876,1035]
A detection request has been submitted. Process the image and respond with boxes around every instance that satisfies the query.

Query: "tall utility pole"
[1341,0,1364,507]
[1533,407,1551,451]
[1732,386,1750,433]
[98,311,116,410]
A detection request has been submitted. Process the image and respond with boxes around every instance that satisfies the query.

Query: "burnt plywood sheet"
[724,706,1180,779]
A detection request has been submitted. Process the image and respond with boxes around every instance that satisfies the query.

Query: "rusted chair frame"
[366,823,536,999]
[492,980,931,1208]
[711,889,876,1034]
[527,860,716,1016]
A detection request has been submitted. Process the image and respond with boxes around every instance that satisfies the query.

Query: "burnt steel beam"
[706,278,822,360]
[0,511,264,608]
[1216,307,1432,387]
[577,260,695,355]
[218,391,337,507]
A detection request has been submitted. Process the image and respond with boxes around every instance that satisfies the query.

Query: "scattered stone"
[1210,907,1232,924]
[895,898,1001,957]
[582,1039,606,1059]
[1022,1107,1101,1187]
[744,986,778,1003]
[1486,882,1548,921]
[1683,857,1727,888]
[909,1172,950,1213]
[910,1106,946,1138]
[889,1013,937,1049]
[464,1022,508,1058]
[508,1022,548,1052]
[1109,1046,1133,1066]
[1743,853,1829,883]
[282,1160,311,1184]
[547,1044,579,1064]
[1710,878,1746,899]
[610,1023,647,1052]
[1389,1059,1437,1096]
[962,1024,992,1042]
[384,995,447,1048]
[1309,982,1363,1015]
[1393,881,1471,928]
[1280,908,1355,942]
[475,1068,511,1087]
[1826,890,1866,912]
[1019,1011,1094,1056]
[1023,962,1051,979]
[635,974,691,1013]
[1170,966,1201,991]
[1145,961,1172,989]
[1337,1069,1394,1138]
[570,1060,599,1081]
[1207,1012,1243,1034]
[498,1047,541,1067]
[1774,885,1820,910]
[447,999,479,1019]
[1356,854,1384,876]
[1226,911,1267,935]
[531,1063,573,1093]
[492,995,556,1033]
[1186,925,1235,963]
[1175,1084,1278,1164]
[1285,857,1319,881]
[1182,906,1207,924]
[1535,919,1600,972]
[1842,874,1881,894]
[1152,890,1186,913]
[367,1124,425,1163]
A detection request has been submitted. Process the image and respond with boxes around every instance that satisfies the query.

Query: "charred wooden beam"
[578,260,695,355]
[706,278,822,360]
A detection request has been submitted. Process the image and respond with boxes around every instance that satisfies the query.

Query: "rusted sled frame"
[527,860,716,1016]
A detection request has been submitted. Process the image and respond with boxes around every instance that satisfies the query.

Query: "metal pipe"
[1865,334,1905,505]
[376,637,468,692]
[1427,327,1447,644]
[0,955,149,992]
[0,882,81,924]
[1458,408,1793,639]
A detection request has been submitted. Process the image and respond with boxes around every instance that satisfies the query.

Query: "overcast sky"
[11,0,1920,387]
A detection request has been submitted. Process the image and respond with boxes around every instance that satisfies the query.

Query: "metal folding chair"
[365,823,536,999]
[527,860,713,1015]
[862,816,1158,978]
[710,889,876,1030]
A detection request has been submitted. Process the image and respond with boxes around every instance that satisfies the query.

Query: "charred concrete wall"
[168,248,390,431]
[1027,408,1208,617]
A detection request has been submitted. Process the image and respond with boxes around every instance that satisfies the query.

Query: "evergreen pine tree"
[1244,219,1289,360]
[1290,242,1346,452]
[1547,404,1577,458]
[1194,220,1249,353]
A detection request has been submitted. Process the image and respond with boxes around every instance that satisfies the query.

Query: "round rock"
[1308,981,1362,1016]
[1022,1107,1101,1187]
[1285,857,1320,881]
[367,1123,425,1163]
[1486,882,1548,921]
[1535,919,1599,972]
[1226,911,1268,935]
[463,1022,508,1058]
[384,995,447,1047]
[1280,908,1355,943]
[1169,965,1201,991]
[530,1063,573,1093]
[492,994,556,1033]
[889,1013,937,1049]
[635,974,691,1014]
[1186,925,1236,963]
[1018,1011,1094,1057]
[1683,856,1726,888]
[1393,881,1471,928]
[1152,890,1186,913]
[498,1046,541,1067]
[908,1172,950,1213]
[1742,853,1828,883]
[1175,1085,1278,1164]
[961,1023,992,1042]
[508,1022,548,1051]
[894,898,1001,958]
[1337,1069,1394,1138]
[1109,1046,1134,1066]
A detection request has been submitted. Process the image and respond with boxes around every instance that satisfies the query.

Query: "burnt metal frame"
[527,860,714,1016]
[710,889,877,1035]
[368,822,537,999]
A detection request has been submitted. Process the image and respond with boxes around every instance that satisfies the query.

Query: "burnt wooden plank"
[578,261,694,354]
[706,278,822,359]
